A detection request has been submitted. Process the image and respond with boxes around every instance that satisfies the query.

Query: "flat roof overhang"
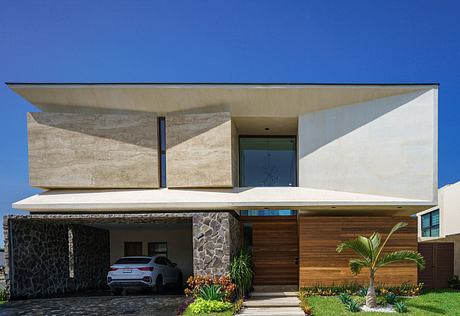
[7,83,438,116]
[13,187,435,215]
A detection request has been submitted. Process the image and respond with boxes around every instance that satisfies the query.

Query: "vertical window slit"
[158,117,166,187]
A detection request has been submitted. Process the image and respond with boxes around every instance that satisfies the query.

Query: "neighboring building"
[417,181,460,276]
[4,83,438,299]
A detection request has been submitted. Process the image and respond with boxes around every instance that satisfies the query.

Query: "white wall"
[109,223,193,278]
[418,181,460,239]
[298,89,437,202]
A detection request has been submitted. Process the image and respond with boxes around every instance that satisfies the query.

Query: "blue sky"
[0,1,459,243]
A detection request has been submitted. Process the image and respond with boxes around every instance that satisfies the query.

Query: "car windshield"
[115,257,151,264]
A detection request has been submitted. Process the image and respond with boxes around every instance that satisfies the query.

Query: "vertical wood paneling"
[242,216,298,285]
[299,216,418,287]
[418,242,454,289]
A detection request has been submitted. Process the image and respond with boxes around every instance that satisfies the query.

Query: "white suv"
[107,256,183,294]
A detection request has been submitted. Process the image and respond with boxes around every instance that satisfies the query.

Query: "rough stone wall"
[192,212,240,276]
[4,212,239,299]
[72,225,110,291]
[4,218,110,299]
[5,219,71,299]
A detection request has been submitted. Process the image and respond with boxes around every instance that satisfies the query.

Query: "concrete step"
[243,296,300,307]
[239,307,304,316]
[251,291,298,297]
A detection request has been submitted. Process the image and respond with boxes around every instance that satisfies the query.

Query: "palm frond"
[369,232,381,252]
[373,222,408,267]
[376,250,425,269]
[349,258,368,275]
[336,236,374,260]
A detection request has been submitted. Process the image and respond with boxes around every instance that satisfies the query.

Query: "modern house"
[4,83,438,299]
[417,181,460,280]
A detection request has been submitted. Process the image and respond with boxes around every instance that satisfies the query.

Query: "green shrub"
[448,275,460,290]
[358,287,367,297]
[384,292,397,305]
[300,282,423,297]
[299,300,313,315]
[188,298,233,314]
[394,301,408,313]
[339,292,352,304]
[345,298,361,312]
[0,288,7,302]
[230,250,254,298]
[199,284,224,301]
[233,298,244,313]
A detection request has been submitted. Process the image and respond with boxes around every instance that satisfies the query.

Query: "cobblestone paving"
[0,294,184,316]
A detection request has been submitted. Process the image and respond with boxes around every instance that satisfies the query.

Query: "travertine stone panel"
[28,112,159,188]
[166,112,233,187]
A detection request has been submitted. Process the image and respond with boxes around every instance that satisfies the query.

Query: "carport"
[4,212,240,299]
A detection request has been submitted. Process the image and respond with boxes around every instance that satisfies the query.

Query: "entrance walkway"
[240,286,304,316]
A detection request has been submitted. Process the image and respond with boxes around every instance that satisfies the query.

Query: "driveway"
[0,292,184,316]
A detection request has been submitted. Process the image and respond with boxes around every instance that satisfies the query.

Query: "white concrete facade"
[299,89,437,202]
[417,181,460,240]
[10,83,438,214]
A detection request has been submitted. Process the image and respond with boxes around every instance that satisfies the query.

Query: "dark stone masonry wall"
[72,225,110,291]
[4,218,110,299]
[192,212,241,276]
[4,211,240,299]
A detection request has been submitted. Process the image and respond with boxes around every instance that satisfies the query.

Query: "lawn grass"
[306,289,460,316]
[182,306,234,316]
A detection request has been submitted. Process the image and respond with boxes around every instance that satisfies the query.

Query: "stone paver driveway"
[0,293,184,316]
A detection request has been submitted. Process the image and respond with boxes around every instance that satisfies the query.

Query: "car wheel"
[155,275,164,294]
[111,288,122,296]
[176,273,183,290]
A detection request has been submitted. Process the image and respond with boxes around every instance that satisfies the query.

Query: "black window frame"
[158,117,167,187]
[421,209,440,237]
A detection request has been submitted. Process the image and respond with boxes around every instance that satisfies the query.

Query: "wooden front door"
[242,216,299,285]
[418,242,454,289]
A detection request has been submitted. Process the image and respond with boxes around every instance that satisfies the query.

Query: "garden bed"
[300,289,460,315]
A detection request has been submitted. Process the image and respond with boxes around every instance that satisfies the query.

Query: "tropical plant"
[185,275,236,301]
[230,250,254,298]
[336,222,425,308]
[233,298,244,313]
[384,292,397,305]
[199,284,224,301]
[187,298,233,314]
[339,292,352,304]
[344,298,361,312]
[448,275,460,290]
[394,301,408,313]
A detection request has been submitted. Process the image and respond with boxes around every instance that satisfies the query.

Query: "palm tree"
[336,222,425,308]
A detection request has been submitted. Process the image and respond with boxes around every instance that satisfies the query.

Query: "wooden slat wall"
[418,242,454,288]
[242,216,298,285]
[299,216,418,287]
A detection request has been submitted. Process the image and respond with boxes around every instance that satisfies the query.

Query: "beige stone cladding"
[166,111,234,188]
[27,112,159,188]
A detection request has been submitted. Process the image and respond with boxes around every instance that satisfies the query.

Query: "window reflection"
[239,137,297,187]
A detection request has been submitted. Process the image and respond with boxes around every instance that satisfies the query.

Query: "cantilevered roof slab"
[7,83,436,117]
[13,187,434,215]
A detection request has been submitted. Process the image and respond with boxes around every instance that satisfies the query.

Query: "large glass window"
[421,209,440,237]
[239,137,297,186]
